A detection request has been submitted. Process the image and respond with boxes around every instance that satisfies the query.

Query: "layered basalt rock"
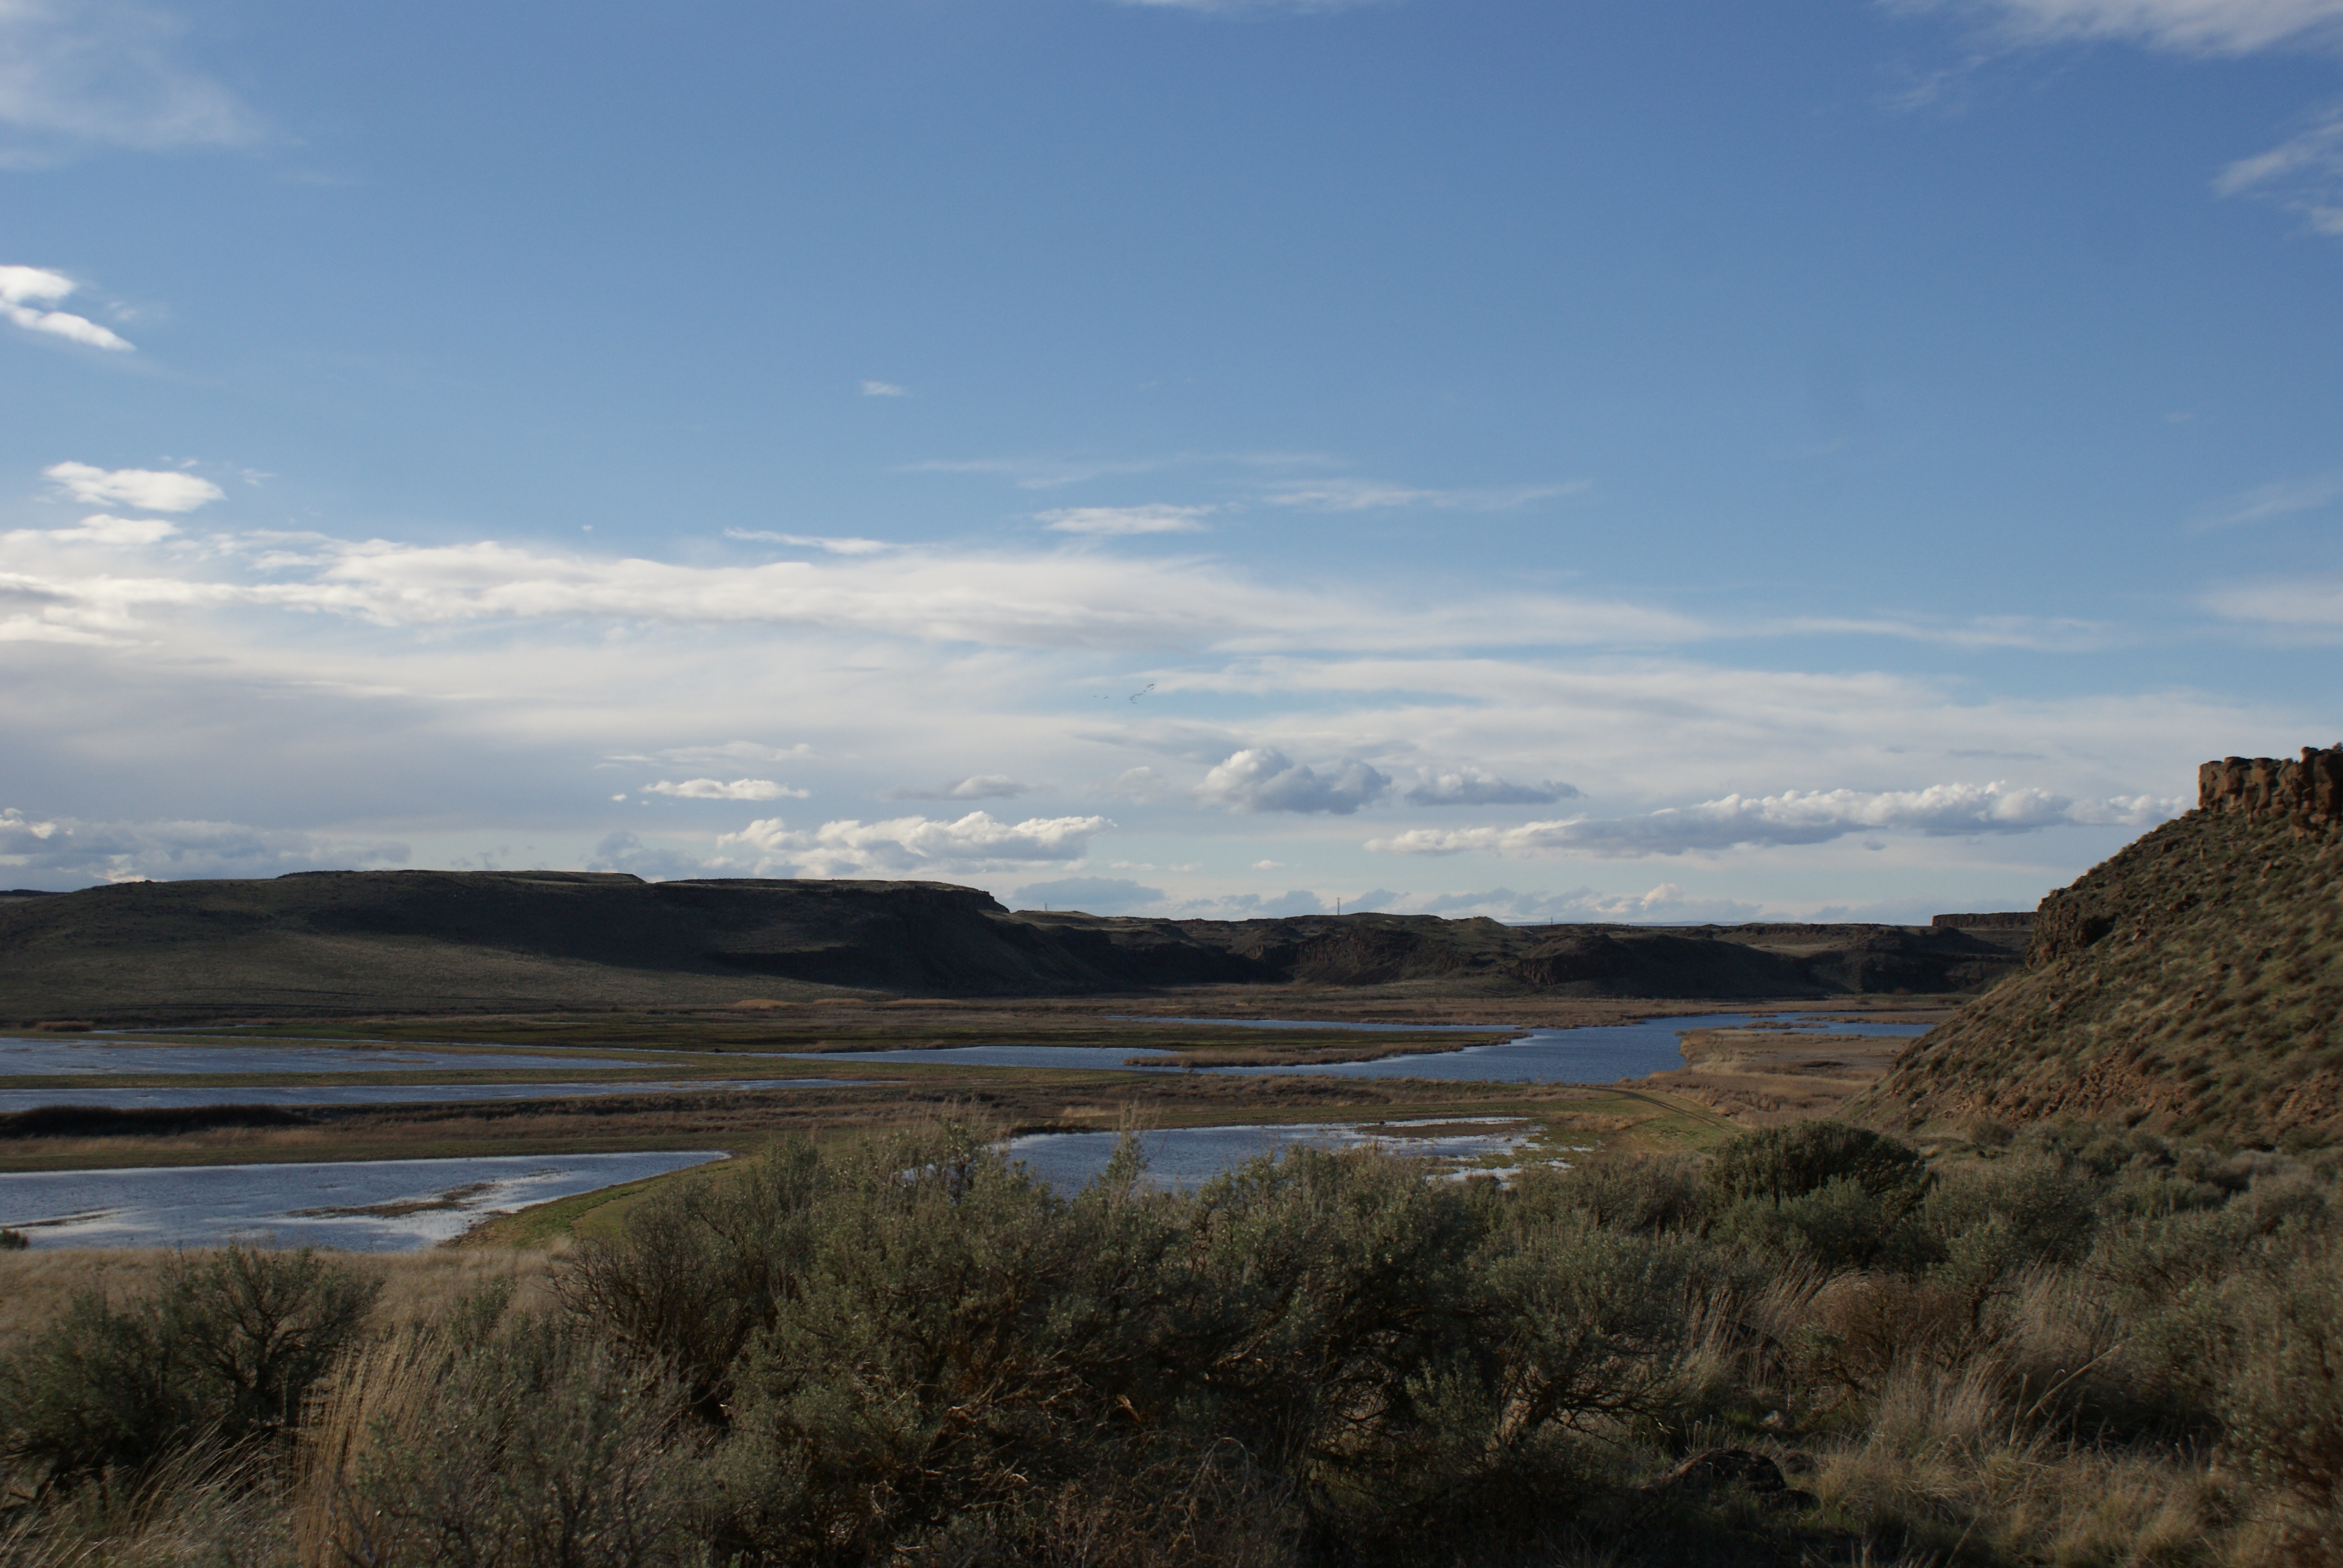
[2198,745,2343,828]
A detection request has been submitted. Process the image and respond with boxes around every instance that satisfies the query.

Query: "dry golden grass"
[0,1244,565,1353]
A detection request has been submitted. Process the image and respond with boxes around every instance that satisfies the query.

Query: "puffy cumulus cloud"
[1369,782,2181,860]
[713,811,1112,877]
[644,777,806,800]
[1943,0,2343,53]
[888,774,1041,801]
[0,805,408,885]
[44,460,219,512]
[6,513,177,546]
[1,269,131,350]
[1009,875,1165,913]
[1196,747,1391,815]
[1399,767,1578,808]
[1037,505,1214,536]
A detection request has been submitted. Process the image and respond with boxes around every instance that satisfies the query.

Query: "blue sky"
[2,0,2340,920]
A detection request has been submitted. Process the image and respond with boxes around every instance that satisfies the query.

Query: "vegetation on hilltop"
[0,1119,2335,1566]
[1861,805,2343,1145]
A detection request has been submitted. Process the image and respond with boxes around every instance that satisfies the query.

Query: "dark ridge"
[0,870,2028,1024]
[1929,912,2034,930]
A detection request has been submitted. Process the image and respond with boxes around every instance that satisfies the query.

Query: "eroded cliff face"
[1859,747,2343,1143]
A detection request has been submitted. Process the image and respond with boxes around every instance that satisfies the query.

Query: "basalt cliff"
[1860,745,2343,1143]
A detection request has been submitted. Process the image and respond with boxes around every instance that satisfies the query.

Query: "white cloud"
[6,512,177,545]
[44,460,219,512]
[0,267,132,350]
[1399,767,1578,807]
[0,0,258,150]
[1368,781,2180,859]
[861,381,908,397]
[644,777,805,800]
[1196,747,1392,814]
[1264,478,1584,512]
[725,529,893,555]
[0,804,408,884]
[1037,505,1215,536]
[713,810,1111,877]
[889,774,1041,800]
[1944,0,2343,53]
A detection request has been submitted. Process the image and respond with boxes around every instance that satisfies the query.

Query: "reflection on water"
[1008,1119,1556,1195]
[0,1039,643,1076]
[0,1151,729,1251]
[796,1013,1931,1085]
[0,1079,880,1112]
[1101,1017,1482,1033]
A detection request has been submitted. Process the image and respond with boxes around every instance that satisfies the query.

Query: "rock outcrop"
[2198,745,2343,828]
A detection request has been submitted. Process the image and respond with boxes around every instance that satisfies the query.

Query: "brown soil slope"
[1860,798,2343,1143]
[0,869,2028,1024]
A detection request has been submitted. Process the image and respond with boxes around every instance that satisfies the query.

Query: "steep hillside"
[1861,746,2343,1143]
[0,869,2028,1023]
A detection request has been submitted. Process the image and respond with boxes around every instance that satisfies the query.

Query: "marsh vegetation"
[0,1114,2333,1566]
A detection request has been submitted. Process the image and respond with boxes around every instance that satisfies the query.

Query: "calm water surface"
[795,1013,1930,1084]
[0,1151,729,1250]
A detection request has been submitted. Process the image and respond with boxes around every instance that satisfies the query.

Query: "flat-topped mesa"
[2197,745,2343,828]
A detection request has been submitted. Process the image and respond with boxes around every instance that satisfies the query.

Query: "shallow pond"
[0,1039,643,1076]
[0,1151,729,1250]
[795,1013,1930,1084]
[0,1079,879,1112]
[1007,1119,1563,1194]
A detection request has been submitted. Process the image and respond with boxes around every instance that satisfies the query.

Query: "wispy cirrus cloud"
[2192,472,2343,529]
[2216,106,2343,234]
[1931,0,2343,54]
[1038,504,1215,536]
[0,0,259,152]
[1264,477,1586,513]
[860,380,907,397]
[1,269,133,351]
[724,529,893,555]
[1369,781,2178,859]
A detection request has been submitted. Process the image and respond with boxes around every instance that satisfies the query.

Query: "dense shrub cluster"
[1,1117,2338,1566]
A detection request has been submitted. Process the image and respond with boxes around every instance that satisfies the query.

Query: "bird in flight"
[1129,683,1155,704]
